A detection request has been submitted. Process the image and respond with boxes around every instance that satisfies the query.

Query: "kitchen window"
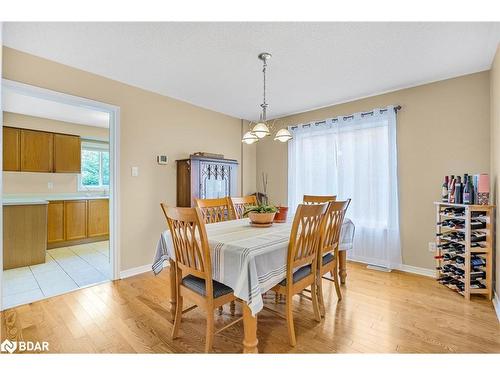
[78,140,110,191]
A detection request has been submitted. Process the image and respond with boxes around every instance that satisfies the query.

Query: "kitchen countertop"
[3,194,109,206]
[3,198,50,206]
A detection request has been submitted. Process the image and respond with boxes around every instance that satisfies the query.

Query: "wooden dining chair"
[230,195,258,219]
[316,200,350,316]
[195,197,236,223]
[303,194,337,204]
[160,204,241,353]
[195,197,237,315]
[268,203,328,346]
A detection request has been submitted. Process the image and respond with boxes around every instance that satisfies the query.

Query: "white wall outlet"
[428,242,437,252]
[48,182,54,190]
[131,166,139,177]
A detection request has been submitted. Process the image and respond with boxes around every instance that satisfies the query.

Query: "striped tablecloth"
[153,217,354,316]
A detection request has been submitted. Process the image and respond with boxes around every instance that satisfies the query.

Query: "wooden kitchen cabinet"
[20,129,54,172]
[54,133,81,173]
[3,127,82,173]
[47,201,65,243]
[64,200,87,241]
[3,204,48,270]
[88,199,109,237]
[3,127,21,171]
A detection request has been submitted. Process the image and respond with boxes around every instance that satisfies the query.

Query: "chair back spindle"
[195,197,235,223]
[320,200,350,257]
[288,203,328,275]
[230,195,258,219]
[160,204,212,290]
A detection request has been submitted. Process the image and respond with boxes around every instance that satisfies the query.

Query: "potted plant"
[273,205,289,223]
[243,204,279,226]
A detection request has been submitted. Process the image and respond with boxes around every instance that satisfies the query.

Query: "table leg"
[168,259,177,323]
[242,303,258,353]
[338,250,347,285]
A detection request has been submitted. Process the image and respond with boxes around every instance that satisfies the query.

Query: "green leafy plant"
[243,204,279,216]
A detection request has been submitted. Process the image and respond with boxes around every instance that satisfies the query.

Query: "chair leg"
[333,264,343,301]
[218,306,223,315]
[230,301,235,316]
[172,296,183,339]
[317,274,326,317]
[285,292,296,347]
[311,281,322,322]
[205,309,215,353]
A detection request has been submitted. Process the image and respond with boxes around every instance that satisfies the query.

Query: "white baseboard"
[119,261,169,279]
[119,264,154,279]
[493,292,500,323]
[397,264,436,278]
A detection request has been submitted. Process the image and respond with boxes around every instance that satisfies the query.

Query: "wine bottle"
[463,174,472,204]
[470,280,486,289]
[448,175,455,203]
[442,176,449,202]
[470,270,486,280]
[455,176,463,204]
[470,220,486,229]
[470,232,486,242]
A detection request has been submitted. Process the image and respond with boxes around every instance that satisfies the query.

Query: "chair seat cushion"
[279,264,312,286]
[322,252,335,265]
[182,275,233,298]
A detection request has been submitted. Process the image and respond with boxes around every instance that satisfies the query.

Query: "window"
[79,140,110,190]
[288,106,401,269]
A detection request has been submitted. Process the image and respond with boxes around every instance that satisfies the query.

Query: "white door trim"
[0,79,121,310]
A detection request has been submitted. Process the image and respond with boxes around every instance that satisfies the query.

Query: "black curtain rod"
[290,105,402,129]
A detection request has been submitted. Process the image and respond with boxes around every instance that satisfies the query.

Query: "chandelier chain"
[261,58,268,121]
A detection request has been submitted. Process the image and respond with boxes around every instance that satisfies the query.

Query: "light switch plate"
[48,182,54,190]
[131,166,139,177]
[428,242,437,252]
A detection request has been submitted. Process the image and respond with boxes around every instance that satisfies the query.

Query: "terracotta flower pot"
[273,206,288,223]
[248,212,276,225]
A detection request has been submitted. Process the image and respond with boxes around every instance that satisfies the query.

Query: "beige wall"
[3,112,109,194]
[2,47,255,271]
[490,45,500,299]
[256,72,491,269]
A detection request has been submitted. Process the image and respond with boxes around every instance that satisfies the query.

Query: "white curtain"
[288,106,401,269]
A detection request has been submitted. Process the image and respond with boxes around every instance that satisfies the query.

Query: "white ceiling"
[4,22,500,120]
[3,87,110,128]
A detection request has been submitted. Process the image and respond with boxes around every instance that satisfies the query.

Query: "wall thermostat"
[157,155,168,165]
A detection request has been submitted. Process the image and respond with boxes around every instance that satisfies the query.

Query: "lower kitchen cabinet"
[47,198,109,248]
[88,199,109,237]
[47,201,65,243]
[64,200,88,240]
[3,204,48,270]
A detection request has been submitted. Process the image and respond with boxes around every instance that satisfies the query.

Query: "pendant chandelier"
[242,52,292,144]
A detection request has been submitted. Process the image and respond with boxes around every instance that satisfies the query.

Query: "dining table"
[153,216,355,353]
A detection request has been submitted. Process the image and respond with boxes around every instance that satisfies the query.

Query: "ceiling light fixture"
[242,52,292,145]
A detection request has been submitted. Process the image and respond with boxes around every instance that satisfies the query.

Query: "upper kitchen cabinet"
[54,133,81,173]
[2,127,82,173]
[20,129,54,172]
[3,127,21,171]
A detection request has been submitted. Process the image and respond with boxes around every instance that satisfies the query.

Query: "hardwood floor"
[1,261,499,353]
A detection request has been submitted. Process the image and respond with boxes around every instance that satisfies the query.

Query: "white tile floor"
[2,241,110,309]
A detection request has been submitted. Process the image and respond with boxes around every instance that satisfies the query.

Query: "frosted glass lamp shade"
[251,122,270,138]
[242,131,259,144]
[274,128,293,142]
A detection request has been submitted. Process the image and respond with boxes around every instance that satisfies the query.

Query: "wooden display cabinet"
[176,156,239,207]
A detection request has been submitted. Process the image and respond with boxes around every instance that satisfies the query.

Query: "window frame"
[78,140,110,192]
